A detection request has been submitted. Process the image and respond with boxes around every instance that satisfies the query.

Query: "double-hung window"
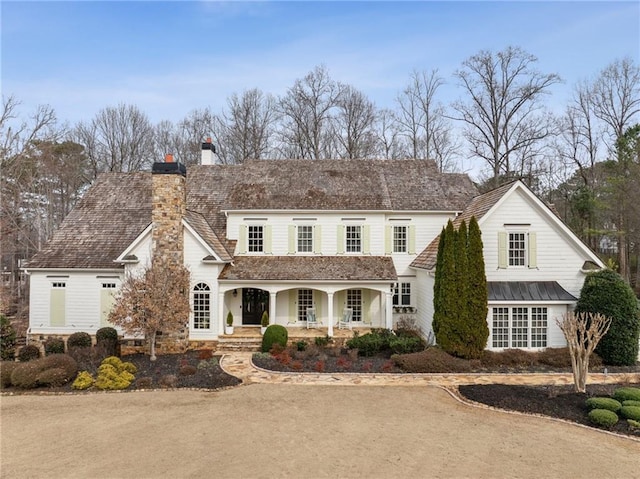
[393,226,407,253]
[297,225,313,253]
[346,225,362,253]
[509,232,526,266]
[248,225,264,253]
[193,283,211,329]
[499,228,537,269]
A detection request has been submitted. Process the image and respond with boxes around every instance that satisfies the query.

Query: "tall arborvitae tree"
[448,220,471,357]
[431,226,446,336]
[434,220,457,353]
[466,216,489,356]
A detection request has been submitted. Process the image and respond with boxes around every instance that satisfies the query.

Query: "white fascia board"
[115,223,152,263]
[222,209,462,216]
[23,268,123,274]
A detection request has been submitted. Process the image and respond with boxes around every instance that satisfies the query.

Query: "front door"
[242,288,269,325]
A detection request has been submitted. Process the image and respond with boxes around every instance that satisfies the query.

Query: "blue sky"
[2,1,639,126]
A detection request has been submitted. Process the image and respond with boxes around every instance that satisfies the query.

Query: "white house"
[25,144,605,351]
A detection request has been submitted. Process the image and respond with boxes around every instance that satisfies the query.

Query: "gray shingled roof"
[488,281,577,302]
[28,159,478,270]
[410,182,516,270]
[219,256,397,281]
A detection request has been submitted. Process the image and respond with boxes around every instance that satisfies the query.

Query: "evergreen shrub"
[10,354,78,389]
[0,362,19,388]
[392,347,473,373]
[622,400,640,408]
[261,324,288,353]
[575,269,640,365]
[619,406,640,421]
[613,387,640,402]
[585,397,622,413]
[96,327,119,357]
[17,344,41,362]
[388,335,425,355]
[587,409,619,428]
[44,337,65,355]
[67,332,92,349]
[72,371,94,390]
[0,315,17,360]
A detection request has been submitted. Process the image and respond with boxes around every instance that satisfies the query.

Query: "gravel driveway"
[1,384,638,478]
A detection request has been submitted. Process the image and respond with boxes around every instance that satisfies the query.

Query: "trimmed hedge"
[10,354,78,389]
[613,387,640,402]
[262,324,288,353]
[622,400,640,408]
[585,397,622,413]
[587,409,619,428]
[0,361,19,388]
[392,347,473,373]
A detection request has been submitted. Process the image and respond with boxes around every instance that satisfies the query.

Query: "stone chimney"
[151,153,187,266]
[201,137,217,165]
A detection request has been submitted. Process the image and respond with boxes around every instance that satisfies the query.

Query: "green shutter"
[528,232,537,269]
[314,225,322,254]
[264,225,272,254]
[363,225,370,254]
[385,226,392,254]
[238,225,247,254]
[498,231,507,269]
[314,290,322,324]
[408,225,416,254]
[362,289,371,324]
[50,288,66,327]
[288,225,296,254]
[337,225,345,254]
[100,288,116,327]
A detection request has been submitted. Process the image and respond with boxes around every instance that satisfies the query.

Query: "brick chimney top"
[152,153,186,176]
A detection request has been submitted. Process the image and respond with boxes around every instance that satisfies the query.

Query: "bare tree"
[395,72,426,159]
[108,262,191,361]
[556,311,612,393]
[74,103,155,176]
[374,108,407,159]
[178,107,218,165]
[278,65,342,159]
[451,46,561,187]
[333,85,377,159]
[217,89,278,164]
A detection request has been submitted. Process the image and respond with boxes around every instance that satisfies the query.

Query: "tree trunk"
[149,330,157,361]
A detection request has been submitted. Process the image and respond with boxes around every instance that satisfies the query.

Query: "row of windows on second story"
[236,223,417,255]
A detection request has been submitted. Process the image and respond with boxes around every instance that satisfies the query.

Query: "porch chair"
[306,307,318,329]
[339,308,353,330]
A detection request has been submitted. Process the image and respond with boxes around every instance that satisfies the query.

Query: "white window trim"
[296,224,314,254]
[345,224,363,254]
[490,305,548,350]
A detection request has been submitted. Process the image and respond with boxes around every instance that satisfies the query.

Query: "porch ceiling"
[219,256,397,282]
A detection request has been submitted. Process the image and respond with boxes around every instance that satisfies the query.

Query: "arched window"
[193,283,211,329]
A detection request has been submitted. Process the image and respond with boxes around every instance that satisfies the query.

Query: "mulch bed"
[459,383,640,438]
[252,350,402,374]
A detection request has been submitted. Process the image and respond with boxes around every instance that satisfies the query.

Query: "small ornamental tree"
[575,269,640,366]
[556,311,612,393]
[108,262,191,361]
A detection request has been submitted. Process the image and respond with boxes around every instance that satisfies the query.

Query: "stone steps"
[217,337,262,352]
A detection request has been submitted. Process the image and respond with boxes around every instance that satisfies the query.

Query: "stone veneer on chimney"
[151,154,186,266]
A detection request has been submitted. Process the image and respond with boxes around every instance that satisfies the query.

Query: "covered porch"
[217,256,398,337]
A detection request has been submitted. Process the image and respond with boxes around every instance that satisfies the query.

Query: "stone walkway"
[220,351,640,386]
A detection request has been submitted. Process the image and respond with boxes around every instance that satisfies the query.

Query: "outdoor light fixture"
[232,289,238,297]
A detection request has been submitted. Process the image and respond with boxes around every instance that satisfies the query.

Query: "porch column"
[327,292,334,337]
[385,291,393,330]
[218,291,225,335]
[269,292,276,325]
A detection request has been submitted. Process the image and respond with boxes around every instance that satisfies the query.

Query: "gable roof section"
[26,173,152,269]
[219,256,397,282]
[410,181,604,270]
[183,210,233,262]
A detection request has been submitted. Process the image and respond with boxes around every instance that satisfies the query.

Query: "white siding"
[414,269,435,338]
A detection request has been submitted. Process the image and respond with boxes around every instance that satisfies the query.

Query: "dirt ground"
[1,384,638,479]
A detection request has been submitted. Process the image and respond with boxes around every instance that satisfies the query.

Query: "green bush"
[392,347,473,373]
[613,387,640,402]
[96,327,119,357]
[44,337,65,355]
[10,354,78,389]
[346,329,395,357]
[72,371,94,390]
[628,419,640,429]
[67,332,92,349]
[619,406,640,421]
[585,397,622,413]
[575,269,640,366]
[0,361,19,388]
[587,409,619,428]
[0,315,17,360]
[388,335,425,355]
[17,344,41,362]
[261,324,288,353]
[622,400,640,408]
